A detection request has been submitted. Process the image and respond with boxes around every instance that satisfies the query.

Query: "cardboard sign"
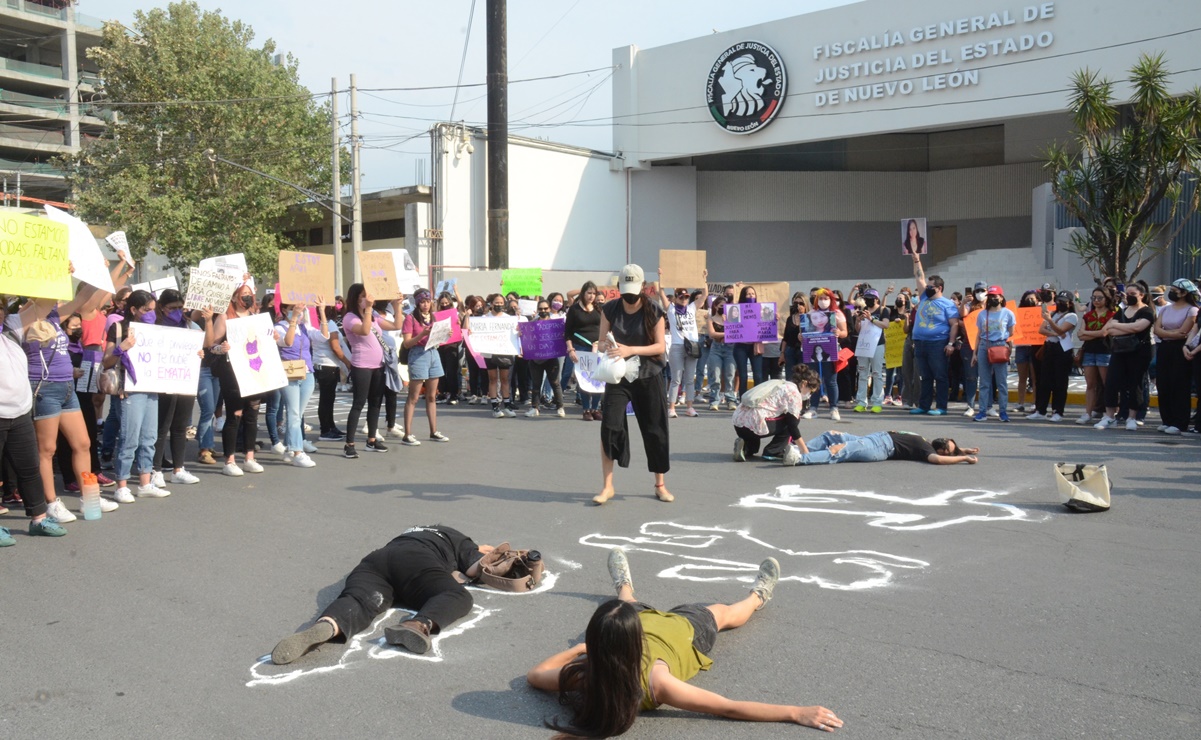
[724,302,778,342]
[124,324,204,395]
[572,350,607,393]
[150,276,178,297]
[43,204,115,294]
[278,250,334,306]
[885,321,906,368]
[502,267,542,297]
[1012,306,1047,346]
[802,332,840,363]
[468,315,521,355]
[0,211,72,299]
[854,321,883,357]
[105,230,135,267]
[519,318,566,360]
[225,313,287,395]
[434,308,462,344]
[185,267,242,311]
[746,281,790,333]
[360,250,399,297]
[199,252,252,292]
[659,249,706,289]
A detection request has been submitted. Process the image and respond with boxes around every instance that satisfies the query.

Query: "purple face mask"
[140,311,156,324]
[551,300,563,311]
[166,309,184,325]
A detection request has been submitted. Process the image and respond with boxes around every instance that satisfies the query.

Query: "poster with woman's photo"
[901,217,927,256]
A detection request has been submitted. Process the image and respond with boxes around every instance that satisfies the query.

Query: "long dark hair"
[550,599,643,738]
[344,283,367,320]
[579,281,598,308]
[738,286,757,304]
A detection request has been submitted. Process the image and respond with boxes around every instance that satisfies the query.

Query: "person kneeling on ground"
[271,524,507,664]
[732,365,820,462]
[527,549,843,735]
[782,430,978,466]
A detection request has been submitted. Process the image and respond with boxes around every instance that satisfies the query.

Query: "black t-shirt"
[783,313,803,348]
[386,524,481,573]
[887,431,936,462]
[1114,306,1156,353]
[601,298,666,378]
[564,302,602,345]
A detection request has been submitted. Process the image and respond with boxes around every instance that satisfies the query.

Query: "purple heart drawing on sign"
[249,356,263,372]
[247,339,259,355]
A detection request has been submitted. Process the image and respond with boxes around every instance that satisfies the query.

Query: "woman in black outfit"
[593,265,672,506]
[564,281,603,420]
[208,282,266,476]
[1093,284,1156,431]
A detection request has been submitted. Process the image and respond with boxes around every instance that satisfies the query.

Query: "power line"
[448,0,478,123]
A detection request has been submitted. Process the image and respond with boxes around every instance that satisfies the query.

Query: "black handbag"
[677,314,702,359]
[1108,334,1139,354]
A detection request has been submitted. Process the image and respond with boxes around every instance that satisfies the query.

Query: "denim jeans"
[706,342,737,404]
[854,345,886,406]
[693,341,710,397]
[732,343,765,396]
[195,366,221,450]
[280,372,316,451]
[264,389,281,445]
[976,344,1009,414]
[117,392,158,482]
[914,339,950,411]
[807,360,838,410]
[796,430,894,465]
[100,395,122,458]
[960,343,978,407]
[667,343,699,406]
[784,345,804,381]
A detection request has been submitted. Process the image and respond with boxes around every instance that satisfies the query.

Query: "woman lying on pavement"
[781,430,979,466]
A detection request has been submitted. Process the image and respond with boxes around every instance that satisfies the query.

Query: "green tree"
[1044,53,1201,283]
[63,1,337,277]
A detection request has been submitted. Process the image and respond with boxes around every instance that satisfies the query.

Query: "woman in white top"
[656,268,708,418]
[1028,291,1079,422]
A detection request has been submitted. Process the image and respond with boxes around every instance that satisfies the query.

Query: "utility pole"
[331,77,343,296]
[486,0,508,270]
[350,73,363,283]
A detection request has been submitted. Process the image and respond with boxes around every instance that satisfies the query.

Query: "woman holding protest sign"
[435,290,463,405]
[594,264,673,506]
[525,299,566,419]
[731,285,767,399]
[341,283,404,458]
[150,289,202,485]
[565,281,603,420]
[209,281,267,476]
[705,296,737,411]
[475,293,519,419]
[275,302,319,468]
[400,289,449,444]
[802,289,847,421]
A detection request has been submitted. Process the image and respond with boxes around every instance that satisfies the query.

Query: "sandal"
[653,483,674,503]
[592,488,615,505]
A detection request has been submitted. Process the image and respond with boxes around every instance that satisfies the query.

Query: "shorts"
[406,344,444,381]
[484,355,513,370]
[33,379,81,420]
[632,601,718,655]
[1081,352,1111,368]
[1014,346,1033,364]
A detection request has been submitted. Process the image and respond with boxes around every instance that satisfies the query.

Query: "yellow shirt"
[638,610,714,710]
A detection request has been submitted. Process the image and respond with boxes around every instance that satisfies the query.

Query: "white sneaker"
[222,463,244,477]
[171,468,200,485]
[1163,425,1182,435]
[1027,411,1046,420]
[291,452,317,468]
[1077,413,1095,425]
[492,406,505,419]
[302,440,318,453]
[987,409,1000,418]
[114,486,136,503]
[271,441,287,455]
[361,424,369,434]
[782,444,801,466]
[243,459,264,474]
[135,484,171,498]
[98,497,119,513]
[963,406,975,417]
[556,408,566,418]
[303,423,312,433]
[525,408,540,417]
[801,410,817,420]
[401,434,421,446]
[388,424,405,438]
[1125,418,1139,431]
[151,470,166,489]
[1094,416,1116,430]
[830,409,841,421]
[1048,413,1064,423]
[1156,424,1169,432]
[46,498,77,522]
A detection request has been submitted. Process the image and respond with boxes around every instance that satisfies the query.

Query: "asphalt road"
[3,397,1199,739]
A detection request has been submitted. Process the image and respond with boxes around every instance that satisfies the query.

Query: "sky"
[90,0,859,192]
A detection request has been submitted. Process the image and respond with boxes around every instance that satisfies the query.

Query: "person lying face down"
[271,525,512,664]
[781,430,979,466]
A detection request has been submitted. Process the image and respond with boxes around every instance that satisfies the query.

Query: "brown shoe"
[197,449,216,465]
[385,618,432,654]
[582,410,592,421]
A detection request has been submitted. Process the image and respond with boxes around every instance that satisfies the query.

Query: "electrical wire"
[448,0,478,123]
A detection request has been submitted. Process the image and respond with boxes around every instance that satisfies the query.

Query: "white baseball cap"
[619,264,645,296]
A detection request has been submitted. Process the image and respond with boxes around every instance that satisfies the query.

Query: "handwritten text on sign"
[125,324,204,396]
[724,302,778,342]
[519,318,566,360]
[278,250,334,305]
[185,267,243,311]
[0,211,72,300]
[468,315,521,355]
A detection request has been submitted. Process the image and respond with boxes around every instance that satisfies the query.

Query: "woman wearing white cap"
[594,264,673,505]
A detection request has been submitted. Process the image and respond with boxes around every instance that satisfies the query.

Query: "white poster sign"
[424,317,453,351]
[517,299,538,317]
[185,267,242,311]
[105,231,135,267]
[43,204,115,294]
[572,351,607,394]
[855,321,883,358]
[468,315,521,355]
[199,252,253,292]
[225,313,287,395]
[149,276,179,296]
[124,324,204,395]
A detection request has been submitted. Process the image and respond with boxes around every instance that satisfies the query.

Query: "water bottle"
[81,472,102,521]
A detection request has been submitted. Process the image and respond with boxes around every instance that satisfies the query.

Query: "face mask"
[334,302,343,311]
[551,301,563,311]
[140,311,156,324]
[68,329,83,342]
[621,294,640,305]
[924,286,937,299]
[864,297,877,308]
[240,295,254,309]
[986,297,1000,308]
[1168,290,1182,302]
[1125,293,1138,303]
[1056,300,1069,312]
[491,305,504,313]
[895,301,905,309]
[724,294,734,302]
[817,299,830,310]
[538,309,550,317]
[974,291,986,302]
[167,309,184,324]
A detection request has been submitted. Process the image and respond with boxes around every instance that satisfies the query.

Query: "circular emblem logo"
[705,41,786,135]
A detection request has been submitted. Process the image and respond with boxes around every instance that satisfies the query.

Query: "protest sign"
[225,313,287,395]
[855,321,882,357]
[502,267,542,297]
[0,210,72,299]
[962,307,983,350]
[517,299,538,317]
[746,281,790,334]
[435,278,457,296]
[278,250,334,306]
[150,276,178,296]
[43,204,114,294]
[468,315,521,355]
[885,322,906,368]
[519,318,566,360]
[105,231,135,267]
[376,249,424,295]
[76,348,102,393]
[802,332,840,363]
[425,317,453,351]
[463,334,486,369]
[360,250,398,297]
[199,252,253,292]
[724,302,778,342]
[1011,306,1046,346]
[573,351,607,393]
[659,249,706,289]
[129,282,150,293]
[434,308,462,344]
[185,267,242,311]
[124,324,204,395]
